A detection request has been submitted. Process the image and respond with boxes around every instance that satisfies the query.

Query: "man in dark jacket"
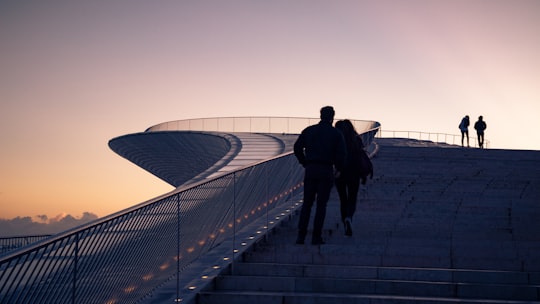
[294,106,347,245]
[474,115,487,149]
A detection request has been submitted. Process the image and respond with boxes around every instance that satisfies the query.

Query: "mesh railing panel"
[0,153,304,304]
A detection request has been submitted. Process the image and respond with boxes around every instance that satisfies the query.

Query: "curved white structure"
[109,117,380,187]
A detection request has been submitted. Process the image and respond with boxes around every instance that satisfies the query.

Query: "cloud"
[0,212,99,237]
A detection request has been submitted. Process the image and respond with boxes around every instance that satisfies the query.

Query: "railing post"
[176,194,181,301]
[232,172,237,275]
[72,233,78,304]
[265,163,269,239]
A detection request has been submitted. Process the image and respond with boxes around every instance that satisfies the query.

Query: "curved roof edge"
[109,117,381,187]
[109,131,237,187]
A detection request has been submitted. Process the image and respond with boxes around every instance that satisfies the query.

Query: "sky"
[1,0,539,233]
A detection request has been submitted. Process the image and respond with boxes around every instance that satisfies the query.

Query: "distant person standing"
[334,119,364,236]
[474,115,487,148]
[459,115,470,147]
[294,106,347,245]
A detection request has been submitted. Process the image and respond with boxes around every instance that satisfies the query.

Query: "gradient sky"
[1,0,539,224]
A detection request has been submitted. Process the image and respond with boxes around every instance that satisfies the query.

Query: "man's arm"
[294,133,306,167]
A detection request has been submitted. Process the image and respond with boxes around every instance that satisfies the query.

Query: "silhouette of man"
[459,115,470,147]
[474,115,487,148]
[293,106,346,245]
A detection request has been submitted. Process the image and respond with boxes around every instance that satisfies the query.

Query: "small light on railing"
[228,223,233,228]
[174,298,183,302]
[159,263,170,270]
[220,228,225,233]
[241,242,247,246]
[198,240,205,246]
[187,247,195,253]
[262,226,268,229]
[142,274,153,281]
[248,236,255,239]
[223,257,230,261]
[269,221,275,224]
[256,230,262,234]
[201,275,209,279]
[124,286,136,293]
[188,286,197,290]
[213,265,221,269]
[280,213,286,216]
[233,249,239,253]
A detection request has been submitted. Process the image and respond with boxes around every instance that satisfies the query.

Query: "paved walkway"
[196,140,540,303]
[146,140,540,303]
[251,140,540,269]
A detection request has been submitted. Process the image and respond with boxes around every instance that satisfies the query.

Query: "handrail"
[377,129,490,148]
[0,118,380,303]
[0,236,52,256]
[145,116,381,136]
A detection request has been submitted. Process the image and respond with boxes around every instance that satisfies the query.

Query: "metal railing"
[377,129,490,148]
[0,117,381,304]
[0,236,52,256]
[0,154,303,303]
[0,153,306,304]
[145,116,381,136]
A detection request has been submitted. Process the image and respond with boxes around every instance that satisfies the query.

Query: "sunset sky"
[1,1,539,228]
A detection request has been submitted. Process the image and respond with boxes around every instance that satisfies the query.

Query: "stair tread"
[199,290,537,304]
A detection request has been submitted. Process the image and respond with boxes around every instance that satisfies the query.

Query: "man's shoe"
[344,218,353,236]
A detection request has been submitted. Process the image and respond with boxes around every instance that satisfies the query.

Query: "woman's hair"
[335,119,360,150]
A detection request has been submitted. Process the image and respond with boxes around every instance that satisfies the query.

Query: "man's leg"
[312,177,333,244]
[297,176,316,244]
[480,133,484,148]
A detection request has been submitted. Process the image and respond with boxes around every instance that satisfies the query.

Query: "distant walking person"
[459,115,470,147]
[294,106,347,245]
[474,116,487,148]
[334,119,364,236]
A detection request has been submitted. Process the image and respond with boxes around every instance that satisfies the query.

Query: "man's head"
[320,106,335,122]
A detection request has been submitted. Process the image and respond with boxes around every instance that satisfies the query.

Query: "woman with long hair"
[334,119,364,236]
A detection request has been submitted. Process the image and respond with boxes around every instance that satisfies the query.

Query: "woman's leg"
[335,178,348,222]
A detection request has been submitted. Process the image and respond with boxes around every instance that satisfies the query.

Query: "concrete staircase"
[197,141,540,303]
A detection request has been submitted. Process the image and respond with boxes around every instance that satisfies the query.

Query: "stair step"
[212,275,539,301]
[198,290,538,304]
[231,263,534,285]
